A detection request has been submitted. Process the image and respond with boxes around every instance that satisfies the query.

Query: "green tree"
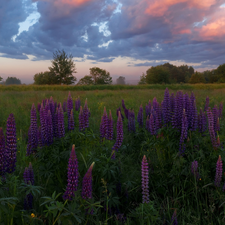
[89,67,112,85]
[209,69,219,83]
[77,75,94,85]
[33,71,58,85]
[216,63,225,83]
[116,76,126,85]
[189,72,205,84]
[146,65,170,84]
[5,77,21,85]
[48,49,77,85]
[138,73,147,84]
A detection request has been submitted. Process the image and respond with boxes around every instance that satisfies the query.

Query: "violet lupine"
[40,103,47,145]
[207,108,218,149]
[79,106,85,132]
[63,145,79,200]
[137,105,143,127]
[145,116,150,132]
[179,109,188,155]
[82,162,95,200]
[122,99,129,119]
[171,209,178,225]
[191,161,200,180]
[37,126,43,149]
[68,109,75,131]
[83,99,89,128]
[26,127,32,156]
[67,91,73,118]
[149,114,156,135]
[198,108,207,133]
[116,107,124,121]
[46,110,53,145]
[204,96,209,111]
[113,111,123,151]
[142,155,149,203]
[53,108,58,138]
[213,105,220,132]
[0,128,5,176]
[170,93,175,117]
[128,109,135,133]
[162,87,171,125]
[57,103,65,138]
[189,93,198,131]
[215,155,223,187]
[5,114,17,174]
[107,110,113,140]
[100,107,108,140]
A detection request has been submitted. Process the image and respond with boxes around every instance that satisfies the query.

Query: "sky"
[0,0,225,84]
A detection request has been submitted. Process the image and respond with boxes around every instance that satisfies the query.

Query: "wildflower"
[179,109,188,155]
[100,107,108,140]
[83,99,89,128]
[57,103,65,138]
[63,145,79,200]
[46,110,53,145]
[107,110,113,140]
[122,99,129,119]
[215,155,223,187]
[112,111,123,151]
[31,213,35,218]
[30,104,38,152]
[67,91,73,118]
[207,108,218,149]
[162,87,171,125]
[68,109,75,131]
[171,209,178,225]
[142,155,149,203]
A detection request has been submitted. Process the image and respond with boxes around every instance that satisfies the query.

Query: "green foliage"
[138,73,147,85]
[89,67,112,85]
[48,49,77,85]
[146,65,170,84]
[116,76,126,85]
[189,72,205,84]
[33,71,58,85]
[77,75,94,85]
[5,77,21,85]
[216,63,225,83]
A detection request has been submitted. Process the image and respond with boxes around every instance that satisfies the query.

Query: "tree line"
[138,62,225,84]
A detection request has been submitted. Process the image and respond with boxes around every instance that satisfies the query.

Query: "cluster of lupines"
[215,155,223,187]
[207,107,218,149]
[23,162,34,210]
[191,161,200,180]
[100,107,114,140]
[141,155,149,203]
[179,109,188,155]
[79,99,90,132]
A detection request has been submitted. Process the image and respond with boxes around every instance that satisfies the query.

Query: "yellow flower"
[31,213,35,218]
[17,138,19,140]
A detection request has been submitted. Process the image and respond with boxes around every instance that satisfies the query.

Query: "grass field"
[1,85,225,224]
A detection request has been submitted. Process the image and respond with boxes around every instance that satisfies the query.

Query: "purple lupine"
[198,108,207,133]
[162,88,171,125]
[26,127,32,156]
[137,105,143,127]
[46,110,53,145]
[53,108,58,138]
[82,162,95,200]
[122,99,129,119]
[107,110,113,140]
[191,161,200,180]
[116,107,124,121]
[171,209,178,225]
[5,114,17,174]
[146,116,150,132]
[149,114,156,135]
[215,155,223,187]
[189,92,198,131]
[79,106,85,132]
[204,96,209,111]
[100,107,108,140]
[213,105,220,132]
[207,108,217,149]
[128,109,135,133]
[68,109,75,131]
[112,111,123,151]
[219,102,223,119]
[37,126,43,149]
[67,92,73,118]
[0,128,5,176]
[83,99,89,128]
[58,103,65,138]
[170,93,175,117]
[142,155,149,203]
[179,109,188,155]
[63,145,79,200]
[40,103,47,145]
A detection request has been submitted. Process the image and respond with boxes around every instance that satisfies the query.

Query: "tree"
[77,76,94,85]
[5,77,21,85]
[0,76,2,82]
[89,67,112,85]
[116,76,126,85]
[216,63,225,83]
[138,73,147,84]
[48,49,77,85]
[33,71,58,85]
[189,72,205,84]
[146,65,170,84]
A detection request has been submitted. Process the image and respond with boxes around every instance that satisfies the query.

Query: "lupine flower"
[179,109,188,155]
[68,109,75,131]
[30,104,38,153]
[0,128,5,177]
[26,127,32,156]
[137,105,143,127]
[191,161,200,180]
[53,108,58,138]
[6,114,17,174]
[215,155,223,187]
[112,111,123,151]
[213,106,220,132]
[198,108,207,133]
[82,162,95,200]
[67,91,73,118]
[207,108,217,149]
[146,115,150,132]
[142,155,149,203]
[63,145,79,200]
[46,110,53,145]
[100,107,108,140]
[107,110,113,140]
[40,104,47,145]
[83,99,89,128]
[122,99,129,119]
[79,106,85,132]
[163,88,171,125]
[149,114,156,135]
[128,109,135,133]
[37,126,43,149]
[171,209,178,225]
[204,96,209,111]
[57,103,65,138]
[116,107,124,121]
[170,93,175,116]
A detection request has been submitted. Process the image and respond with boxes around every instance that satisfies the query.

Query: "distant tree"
[89,67,112,85]
[48,49,77,85]
[33,71,58,85]
[189,72,205,84]
[5,77,21,85]
[77,75,94,85]
[0,76,2,82]
[146,65,170,84]
[216,63,225,83]
[116,76,126,85]
[138,73,147,84]
[209,69,219,83]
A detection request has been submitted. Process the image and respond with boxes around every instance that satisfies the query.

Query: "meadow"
[1,85,225,224]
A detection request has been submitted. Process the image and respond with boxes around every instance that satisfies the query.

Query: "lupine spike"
[58,103,65,138]
[142,155,149,203]
[68,109,75,131]
[215,155,223,187]
[107,110,113,140]
[112,111,123,152]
